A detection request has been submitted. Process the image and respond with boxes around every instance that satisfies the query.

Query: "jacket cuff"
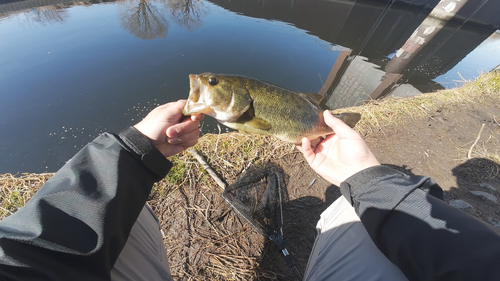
[118,127,173,179]
[340,165,404,205]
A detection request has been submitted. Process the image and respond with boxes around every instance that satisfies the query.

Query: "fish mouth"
[183,74,214,116]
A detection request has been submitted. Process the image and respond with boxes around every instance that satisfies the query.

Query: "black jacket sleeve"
[0,127,172,281]
[340,165,500,281]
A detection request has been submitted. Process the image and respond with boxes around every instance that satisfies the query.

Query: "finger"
[154,99,186,114]
[168,136,198,148]
[167,135,199,156]
[155,100,187,123]
[298,137,314,160]
[168,135,199,147]
[166,117,200,138]
[181,136,199,148]
[175,99,187,108]
[167,127,200,145]
[191,113,204,121]
[324,111,360,139]
[168,99,187,118]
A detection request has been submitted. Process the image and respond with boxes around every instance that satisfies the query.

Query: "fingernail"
[168,138,181,144]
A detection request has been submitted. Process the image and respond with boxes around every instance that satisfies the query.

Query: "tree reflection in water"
[2,6,69,27]
[166,0,205,31]
[119,0,205,40]
[28,7,67,25]
[120,0,169,40]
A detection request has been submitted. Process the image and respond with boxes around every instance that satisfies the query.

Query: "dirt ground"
[147,88,500,280]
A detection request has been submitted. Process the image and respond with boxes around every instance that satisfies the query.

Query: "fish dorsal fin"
[303,93,324,105]
[261,80,287,89]
[245,117,271,131]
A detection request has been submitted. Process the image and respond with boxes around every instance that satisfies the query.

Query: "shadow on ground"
[256,160,499,280]
[255,185,340,280]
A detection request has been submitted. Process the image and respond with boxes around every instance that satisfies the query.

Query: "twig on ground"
[494,116,500,128]
[215,124,221,153]
[409,100,434,121]
[468,123,486,159]
[187,149,227,189]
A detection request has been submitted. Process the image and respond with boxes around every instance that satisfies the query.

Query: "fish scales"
[240,79,326,142]
[182,73,360,144]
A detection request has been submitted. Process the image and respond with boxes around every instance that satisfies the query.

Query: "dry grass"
[149,132,295,197]
[0,173,53,219]
[334,71,500,136]
[194,133,295,183]
[149,184,277,280]
[146,133,297,280]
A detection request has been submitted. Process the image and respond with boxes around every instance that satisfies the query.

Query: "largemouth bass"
[182,73,361,144]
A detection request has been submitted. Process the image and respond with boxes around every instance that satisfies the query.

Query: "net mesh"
[222,165,302,280]
[222,167,284,239]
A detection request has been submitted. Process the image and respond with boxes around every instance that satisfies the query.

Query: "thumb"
[156,100,186,124]
[324,111,359,139]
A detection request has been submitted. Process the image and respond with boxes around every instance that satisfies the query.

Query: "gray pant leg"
[304,197,407,281]
[111,204,173,281]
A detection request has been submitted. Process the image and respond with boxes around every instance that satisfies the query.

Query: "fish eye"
[208,77,218,86]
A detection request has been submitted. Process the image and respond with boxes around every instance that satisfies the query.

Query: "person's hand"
[134,100,203,158]
[297,111,380,186]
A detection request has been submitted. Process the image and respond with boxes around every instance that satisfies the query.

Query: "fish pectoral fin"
[245,117,271,131]
[332,112,362,128]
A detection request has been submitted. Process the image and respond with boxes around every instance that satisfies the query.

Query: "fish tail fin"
[330,112,361,128]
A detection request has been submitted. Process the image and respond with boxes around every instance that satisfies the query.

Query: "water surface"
[1,0,499,173]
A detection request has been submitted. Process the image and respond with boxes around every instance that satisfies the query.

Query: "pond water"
[1,0,499,173]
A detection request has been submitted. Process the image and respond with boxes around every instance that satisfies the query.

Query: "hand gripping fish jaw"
[183,73,252,122]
